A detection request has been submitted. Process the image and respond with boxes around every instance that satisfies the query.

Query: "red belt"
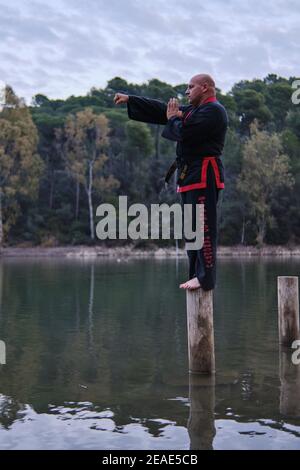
[177,156,225,193]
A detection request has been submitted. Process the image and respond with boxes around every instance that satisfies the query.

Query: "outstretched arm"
[114,93,169,125]
[114,94,184,127]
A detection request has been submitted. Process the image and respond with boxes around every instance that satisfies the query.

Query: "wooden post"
[186,289,215,374]
[279,347,300,417]
[278,276,300,347]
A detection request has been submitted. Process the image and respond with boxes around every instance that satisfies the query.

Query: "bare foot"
[179,280,189,289]
[179,277,201,290]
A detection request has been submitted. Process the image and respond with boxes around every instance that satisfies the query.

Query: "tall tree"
[0,86,44,246]
[237,121,294,245]
[61,108,119,240]
[122,120,154,200]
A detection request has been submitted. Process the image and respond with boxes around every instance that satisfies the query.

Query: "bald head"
[192,74,215,89]
[186,74,216,106]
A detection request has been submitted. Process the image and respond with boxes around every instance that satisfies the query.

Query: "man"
[114,74,228,291]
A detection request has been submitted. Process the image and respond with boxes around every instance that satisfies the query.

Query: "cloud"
[0,0,299,103]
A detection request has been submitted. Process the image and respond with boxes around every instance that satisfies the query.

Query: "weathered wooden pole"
[278,276,300,347]
[186,289,215,374]
[279,347,300,417]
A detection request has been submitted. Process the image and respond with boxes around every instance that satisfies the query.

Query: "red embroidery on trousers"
[198,195,214,269]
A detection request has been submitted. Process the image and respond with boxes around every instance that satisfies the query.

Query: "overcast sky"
[0,0,299,103]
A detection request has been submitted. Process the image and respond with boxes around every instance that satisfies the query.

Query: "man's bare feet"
[179,277,201,290]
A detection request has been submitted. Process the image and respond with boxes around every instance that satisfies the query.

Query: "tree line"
[0,74,299,247]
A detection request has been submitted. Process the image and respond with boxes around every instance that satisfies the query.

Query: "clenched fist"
[114,93,129,105]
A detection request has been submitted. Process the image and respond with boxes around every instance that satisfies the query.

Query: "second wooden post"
[278,276,300,347]
[186,289,215,374]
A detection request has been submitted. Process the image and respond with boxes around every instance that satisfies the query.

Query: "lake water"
[0,256,299,450]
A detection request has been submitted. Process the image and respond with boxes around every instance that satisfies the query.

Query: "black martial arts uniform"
[127,95,228,290]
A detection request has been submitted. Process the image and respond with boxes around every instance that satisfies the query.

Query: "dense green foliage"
[0,74,299,246]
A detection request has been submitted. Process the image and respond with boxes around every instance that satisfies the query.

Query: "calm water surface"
[0,257,299,450]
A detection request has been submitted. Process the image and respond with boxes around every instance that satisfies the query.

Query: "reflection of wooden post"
[278,277,300,346]
[186,290,215,374]
[188,374,215,450]
[279,348,300,417]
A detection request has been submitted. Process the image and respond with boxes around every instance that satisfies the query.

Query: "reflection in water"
[279,348,300,418]
[188,374,215,450]
[88,263,95,354]
[0,257,299,449]
[0,395,25,430]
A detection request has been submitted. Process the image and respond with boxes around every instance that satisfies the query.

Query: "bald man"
[114,74,228,291]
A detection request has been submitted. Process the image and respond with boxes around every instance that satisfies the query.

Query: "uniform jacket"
[127,95,228,192]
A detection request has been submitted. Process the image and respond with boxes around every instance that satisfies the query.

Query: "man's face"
[185,78,208,106]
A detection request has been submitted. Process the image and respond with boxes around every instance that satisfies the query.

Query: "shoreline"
[1,245,300,258]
